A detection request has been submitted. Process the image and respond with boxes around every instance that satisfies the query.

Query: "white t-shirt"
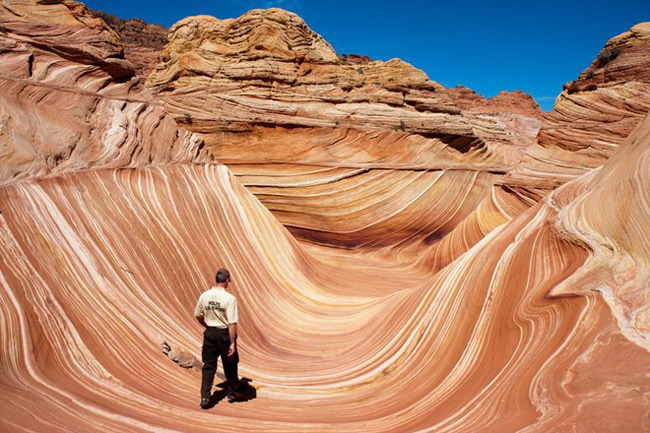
[194,286,238,328]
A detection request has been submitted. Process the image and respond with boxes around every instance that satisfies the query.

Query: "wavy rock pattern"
[552,112,650,350]
[230,163,534,264]
[146,9,542,249]
[147,9,542,168]
[2,161,649,432]
[0,0,213,186]
[1,2,650,432]
[504,23,650,195]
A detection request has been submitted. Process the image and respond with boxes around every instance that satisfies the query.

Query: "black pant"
[201,327,240,398]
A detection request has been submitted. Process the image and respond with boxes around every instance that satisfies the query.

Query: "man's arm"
[194,294,206,328]
[227,323,237,358]
[226,296,239,358]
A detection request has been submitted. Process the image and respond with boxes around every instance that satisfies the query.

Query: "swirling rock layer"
[504,23,650,195]
[146,8,543,248]
[0,0,213,186]
[89,10,168,78]
[551,111,650,350]
[2,160,649,432]
[1,2,650,432]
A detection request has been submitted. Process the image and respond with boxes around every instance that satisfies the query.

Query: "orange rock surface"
[147,9,542,164]
[0,0,212,185]
[89,10,168,78]
[1,2,649,432]
[146,8,543,248]
[504,22,650,196]
[448,85,543,118]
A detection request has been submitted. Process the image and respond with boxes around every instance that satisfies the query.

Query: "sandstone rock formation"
[503,22,650,195]
[551,111,650,350]
[1,2,650,432]
[4,142,650,432]
[0,0,212,186]
[337,53,374,65]
[147,9,543,168]
[448,85,543,118]
[544,22,650,155]
[146,8,543,250]
[447,86,544,178]
[90,10,168,78]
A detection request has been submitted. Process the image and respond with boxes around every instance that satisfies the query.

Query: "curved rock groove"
[1,2,650,432]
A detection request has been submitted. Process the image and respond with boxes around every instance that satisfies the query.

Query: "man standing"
[194,268,242,408]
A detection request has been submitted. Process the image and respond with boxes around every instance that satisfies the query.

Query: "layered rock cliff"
[503,22,650,195]
[147,9,542,169]
[89,9,168,78]
[146,9,542,251]
[0,0,213,186]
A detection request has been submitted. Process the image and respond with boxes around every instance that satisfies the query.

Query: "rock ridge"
[147,8,542,173]
[89,9,168,78]
[448,85,543,118]
[0,0,214,186]
[501,21,650,197]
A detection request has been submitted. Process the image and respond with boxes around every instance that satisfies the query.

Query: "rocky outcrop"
[503,22,650,196]
[0,0,132,78]
[541,23,650,156]
[147,9,460,135]
[147,9,540,174]
[90,9,168,78]
[0,0,213,186]
[564,23,650,93]
[146,8,542,248]
[448,85,543,118]
[337,53,373,65]
[446,87,543,163]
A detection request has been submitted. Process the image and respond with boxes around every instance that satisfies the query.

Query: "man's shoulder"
[198,287,214,298]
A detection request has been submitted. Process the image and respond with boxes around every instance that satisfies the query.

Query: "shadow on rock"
[203,377,257,409]
[216,377,257,403]
[202,388,228,409]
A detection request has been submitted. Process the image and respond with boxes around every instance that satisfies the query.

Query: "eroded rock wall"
[146,8,542,252]
[503,23,650,196]
[0,0,213,186]
[89,9,168,78]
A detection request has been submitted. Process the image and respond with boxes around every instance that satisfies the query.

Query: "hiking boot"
[227,392,236,403]
[200,397,210,409]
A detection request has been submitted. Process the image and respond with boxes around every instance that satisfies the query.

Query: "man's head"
[215,268,230,287]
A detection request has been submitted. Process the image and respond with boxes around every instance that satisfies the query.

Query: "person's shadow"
[203,377,257,408]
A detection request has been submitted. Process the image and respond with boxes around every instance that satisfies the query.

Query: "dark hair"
[216,268,230,284]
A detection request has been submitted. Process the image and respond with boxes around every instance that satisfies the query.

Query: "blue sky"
[83,0,650,111]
